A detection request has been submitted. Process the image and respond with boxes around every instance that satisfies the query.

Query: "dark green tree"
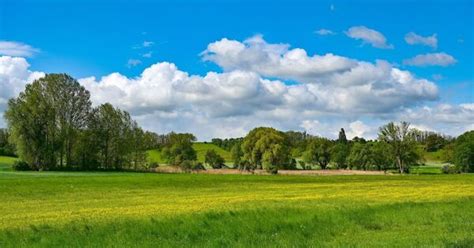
[204,149,225,169]
[454,130,474,172]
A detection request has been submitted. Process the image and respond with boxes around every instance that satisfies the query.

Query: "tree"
[161,132,197,166]
[231,143,243,168]
[338,128,347,144]
[369,141,393,171]
[5,74,92,170]
[204,149,225,169]
[331,142,350,169]
[303,138,332,169]
[241,127,291,173]
[0,129,15,156]
[378,122,421,173]
[454,130,474,172]
[88,103,142,170]
[347,142,371,170]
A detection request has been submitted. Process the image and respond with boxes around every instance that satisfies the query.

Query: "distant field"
[0,156,17,171]
[147,142,232,164]
[0,155,473,247]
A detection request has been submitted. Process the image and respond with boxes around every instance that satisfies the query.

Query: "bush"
[442,165,460,174]
[12,161,31,171]
[149,162,159,169]
[179,160,205,172]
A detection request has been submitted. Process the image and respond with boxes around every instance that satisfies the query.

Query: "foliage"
[4,74,148,171]
[441,164,460,174]
[453,130,474,172]
[378,122,422,173]
[303,138,332,169]
[331,142,350,169]
[231,143,243,167]
[0,129,15,156]
[204,149,225,169]
[211,137,243,151]
[241,127,291,172]
[161,133,197,165]
[347,143,372,170]
[12,160,30,171]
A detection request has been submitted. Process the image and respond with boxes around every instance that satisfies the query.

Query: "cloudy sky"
[0,0,473,140]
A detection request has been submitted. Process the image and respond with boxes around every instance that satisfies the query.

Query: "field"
[147,142,232,164]
[0,156,473,247]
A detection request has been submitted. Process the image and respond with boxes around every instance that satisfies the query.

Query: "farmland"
[0,156,473,247]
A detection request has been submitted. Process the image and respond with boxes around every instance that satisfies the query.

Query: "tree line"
[2,73,473,173]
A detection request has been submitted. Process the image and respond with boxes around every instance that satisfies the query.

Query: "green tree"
[370,141,393,171]
[5,74,91,170]
[241,127,291,173]
[338,128,347,144]
[303,138,332,169]
[204,149,225,169]
[454,130,474,172]
[161,132,197,166]
[331,142,350,169]
[378,122,421,173]
[231,143,243,168]
[347,142,371,170]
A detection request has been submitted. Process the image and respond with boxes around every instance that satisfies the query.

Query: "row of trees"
[3,73,472,173]
[4,74,151,171]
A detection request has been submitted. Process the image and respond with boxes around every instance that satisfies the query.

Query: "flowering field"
[0,169,473,247]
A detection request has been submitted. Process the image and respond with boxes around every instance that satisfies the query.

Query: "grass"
[0,154,473,247]
[0,156,17,171]
[147,142,232,164]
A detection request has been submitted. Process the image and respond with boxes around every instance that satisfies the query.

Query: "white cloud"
[315,29,335,36]
[345,26,393,49]
[127,59,142,68]
[403,52,456,67]
[0,41,39,57]
[0,56,45,126]
[2,36,467,139]
[404,32,437,49]
[346,120,371,139]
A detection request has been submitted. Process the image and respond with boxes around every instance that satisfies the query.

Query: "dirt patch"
[154,166,388,176]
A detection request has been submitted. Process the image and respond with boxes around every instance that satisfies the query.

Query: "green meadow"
[0,156,473,247]
[147,142,232,164]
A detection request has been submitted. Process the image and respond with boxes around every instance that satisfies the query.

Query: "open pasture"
[0,164,473,247]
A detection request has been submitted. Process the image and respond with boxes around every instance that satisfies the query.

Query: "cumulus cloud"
[1,36,466,139]
[403,52,456,67]
[345,26,393,49]
[404,32,437,49]
[346,121,372,139]
[0,41,39,57]
[399,103,474,136]
[315,29,335,35]
[0,56,45,126]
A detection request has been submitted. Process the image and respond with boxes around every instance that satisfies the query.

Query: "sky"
[0,0,473,140]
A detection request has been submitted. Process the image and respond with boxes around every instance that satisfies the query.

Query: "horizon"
[1,0,473,141]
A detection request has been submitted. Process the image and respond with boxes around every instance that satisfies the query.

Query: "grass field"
[147,142,232,164]
[0,156,473,247]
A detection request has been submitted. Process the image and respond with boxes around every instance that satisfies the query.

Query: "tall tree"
[338,128,347,144]
[5,74,91,170]
[241,127,291,172]
[454,130,474,172]
[378,122,421,173]
[303,138,332,169]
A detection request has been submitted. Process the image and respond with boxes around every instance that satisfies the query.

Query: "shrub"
[149,162,159,169]
[12,161,31,171]
[442,165,460,174]
[179,160,205,172]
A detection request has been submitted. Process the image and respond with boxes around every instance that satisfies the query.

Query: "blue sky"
[0,0,473,139]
